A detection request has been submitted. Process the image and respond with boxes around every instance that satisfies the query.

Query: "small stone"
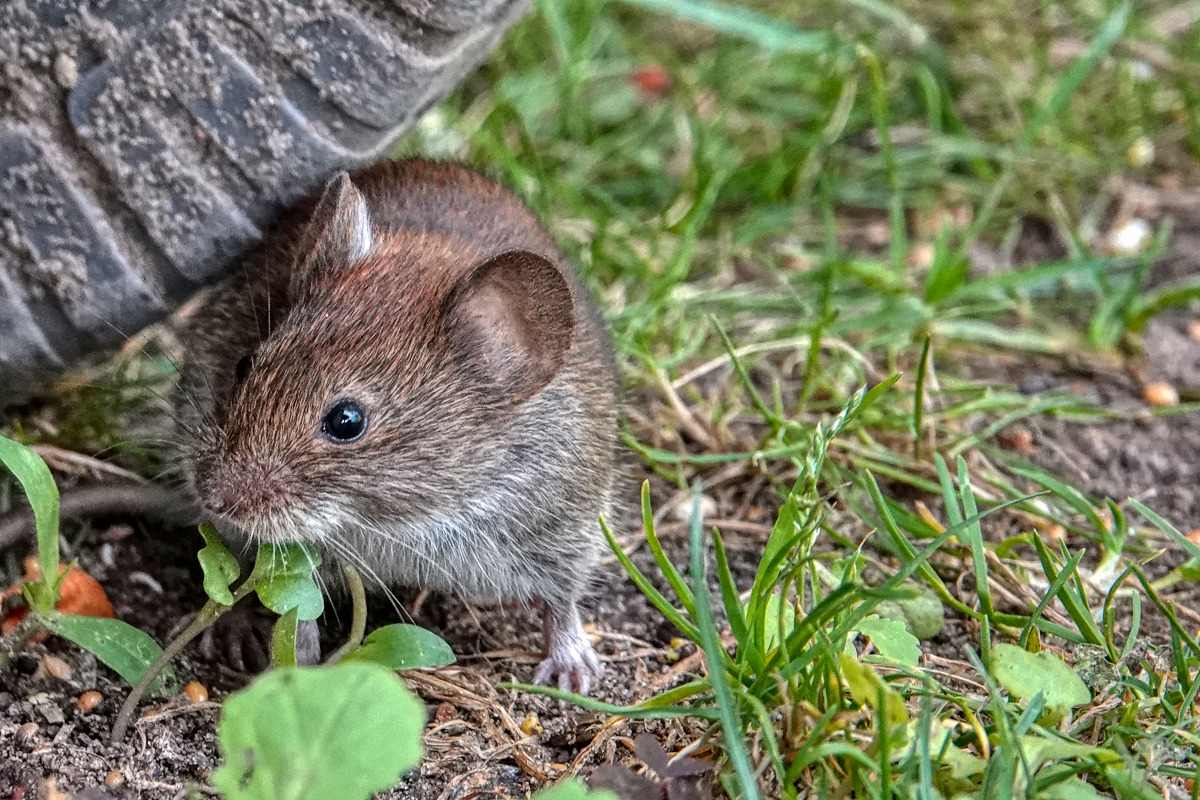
[432,702,456,724]
[998,427,1036,455]
[1042,524,1066,543]
[52,53,78,89]
[17,721,39,741]
[631,64,672,96]
[41,655,72,681]
[104,770,125,788]
[1143,381,1179,408]
[1186,320,1200,343]
[77,691,103,714]
[1105,218,1152,256]
[864,219,891,246]
[671,493,717,522]
[183,681,209,704]
[906,242,936,270]
[1126,136,1155,168]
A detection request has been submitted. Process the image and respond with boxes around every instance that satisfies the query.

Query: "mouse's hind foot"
[534,599,601,695]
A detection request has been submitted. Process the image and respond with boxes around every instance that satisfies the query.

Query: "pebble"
[1142,381,1179,408]
[183,681,209,704]
[519,714,543,736]
[77,691,103,713]
[41,655,72,681]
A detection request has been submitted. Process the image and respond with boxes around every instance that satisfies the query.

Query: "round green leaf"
[343,624,456,670]
[198,523,240,606]
[877,586,945,640]
[256,573,324,621]
[212,663,424,800]
[253,543,324,621]
[251,542,323,580]
[855,615,921,667]
[989,643,1092,722]
[1041,778,1107,800]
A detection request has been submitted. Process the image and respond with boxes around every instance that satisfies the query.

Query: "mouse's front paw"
[533,641,602,695]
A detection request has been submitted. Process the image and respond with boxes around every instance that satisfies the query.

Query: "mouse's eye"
[234,355,252,383]
[320,399,368,443]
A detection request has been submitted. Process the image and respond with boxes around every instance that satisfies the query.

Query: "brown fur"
[176,159,619,688]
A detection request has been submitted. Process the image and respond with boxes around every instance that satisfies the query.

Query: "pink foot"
[533,600,601,694]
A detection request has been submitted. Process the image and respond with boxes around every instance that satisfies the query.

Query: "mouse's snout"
[197,459,301,527]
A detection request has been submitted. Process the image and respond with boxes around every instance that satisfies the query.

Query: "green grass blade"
[1129,498,1200,562]
[641,481,697,616]
[1029,535,1106,647]
[601,517,702,644]
[688,487,761,800]
[618,0,833,54]
[0,436,60,613]
[712,528,751,653]
[956,456,992,617]
[954,2,1130,255]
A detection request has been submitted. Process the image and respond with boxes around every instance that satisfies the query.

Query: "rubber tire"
[0,0,530,405]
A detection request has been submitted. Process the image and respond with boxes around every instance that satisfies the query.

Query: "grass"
[5,0,1200,797]
[403,0,1200,797]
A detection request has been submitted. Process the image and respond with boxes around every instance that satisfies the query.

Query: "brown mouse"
[174,159,619,692]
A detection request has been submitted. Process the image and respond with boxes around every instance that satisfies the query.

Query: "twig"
[111,582,253,743]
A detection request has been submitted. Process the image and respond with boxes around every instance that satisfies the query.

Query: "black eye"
[320,400,368,443]
[234,355,252,383]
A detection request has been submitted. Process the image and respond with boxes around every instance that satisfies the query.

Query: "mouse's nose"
[201,463,297,522]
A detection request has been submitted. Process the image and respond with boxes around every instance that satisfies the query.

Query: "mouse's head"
[187,173,577,545]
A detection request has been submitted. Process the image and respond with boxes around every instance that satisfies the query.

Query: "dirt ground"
[2,188,1200,799]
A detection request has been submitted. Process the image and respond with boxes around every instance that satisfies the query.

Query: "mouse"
[172,159,620,693]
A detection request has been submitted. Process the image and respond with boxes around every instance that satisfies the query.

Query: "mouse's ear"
[443,250,576,401]
[295,172,373,276]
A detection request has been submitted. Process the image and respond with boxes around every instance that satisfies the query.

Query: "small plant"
[0,435,457,758]
[111,516,456,742]
[505,368,1193,797]
[0,436,168,688]
[213,657,619,800]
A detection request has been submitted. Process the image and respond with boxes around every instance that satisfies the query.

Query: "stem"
[323,566,367,665]
[110,582,254,744]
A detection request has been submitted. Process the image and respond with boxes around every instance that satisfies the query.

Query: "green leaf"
[0,436,60,613]
[198,523,240,606]
[839,652,908,728]
[273,607,299,669]
[257,574,324,621]
[1041,778,1108,800]
[855,615,920,667]
[253,543,324,621]
[343,624,456,670]
[989,643,1091,723]
[877,586,944,640]
[1016,735,1115,772]
[531,781,618,800]
[760,592,796,651]
[212,663,425,800]
[41,612,171,692]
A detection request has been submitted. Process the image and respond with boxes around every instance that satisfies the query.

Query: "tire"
[0,0,530,405]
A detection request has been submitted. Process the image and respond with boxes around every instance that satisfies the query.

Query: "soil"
[2,187,1200,798]
[0,488,728,799]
